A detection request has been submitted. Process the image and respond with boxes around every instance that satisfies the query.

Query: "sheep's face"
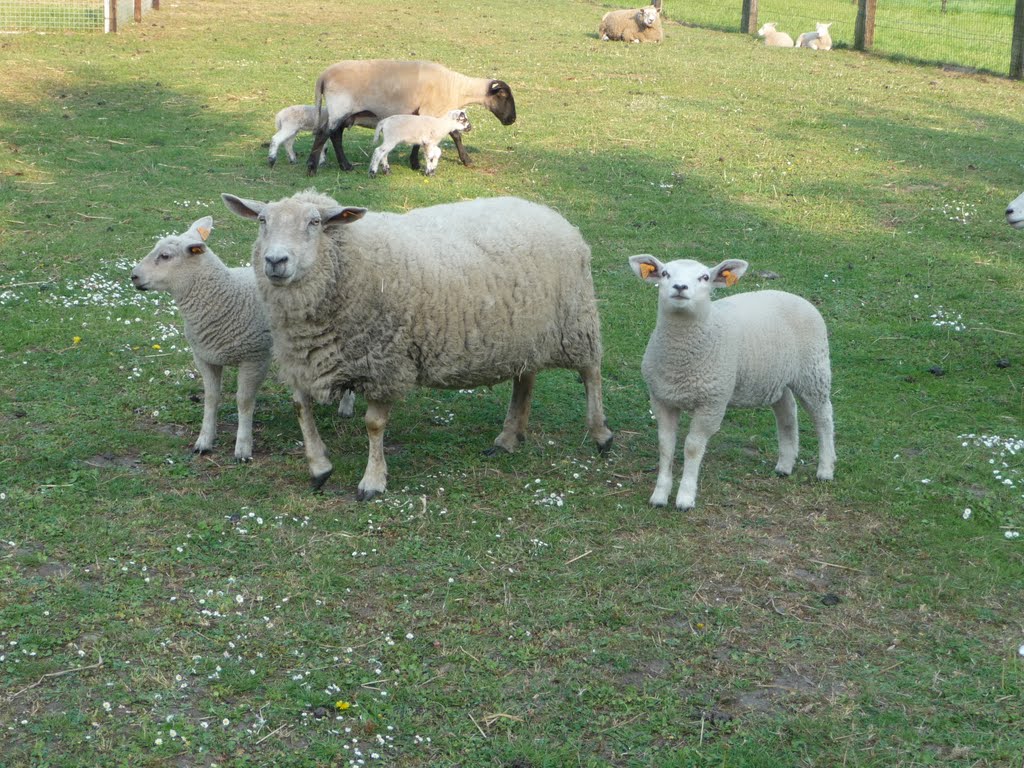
[1007,191,1024,229]
[757,22,777,36]
[222,193,366,286]
[485,80,516,126]
[629,255,749,314]
[130,216,213,292]
[639,6,659,27]
[816,22,832,35]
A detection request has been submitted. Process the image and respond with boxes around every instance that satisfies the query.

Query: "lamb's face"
[130,217,213,292]
[640,7,658,27]
[629,255,750,314]
[757,22,776,36]
[1006,191,1024,229]
[816,22,832,35]
[447,110,472,133]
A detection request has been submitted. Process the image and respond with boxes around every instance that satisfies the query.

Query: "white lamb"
[368,110,472,177]
[796,22,833,50]
[222,190,614,499]
[599,5,663,43]
[268,105,329,168]
[1006,191,1024,228]
[757,22,795,48]
[629,254,835,510]
[130,217,355,461]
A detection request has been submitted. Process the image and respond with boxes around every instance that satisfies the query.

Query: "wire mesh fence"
[0,0,105,31]
[674,0,1018,76]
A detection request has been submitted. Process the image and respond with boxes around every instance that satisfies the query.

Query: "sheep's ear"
[221,193,266,221]
[710,259,748,288]
[629,254,666,283]
[185,216,214,243]
[323,206,367,229]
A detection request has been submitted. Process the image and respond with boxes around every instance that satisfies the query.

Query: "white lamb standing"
[1006,191,1024,228]
[757,22,795,48]
[268,105,329,168]
[629,254,835,510]
[369,110,472,177]
[599,5,664,43]
[222,189,614,499]
[796,22,833,50]
[130,217,355,461]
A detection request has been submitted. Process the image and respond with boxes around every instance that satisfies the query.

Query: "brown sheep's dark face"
[486,80,516,125]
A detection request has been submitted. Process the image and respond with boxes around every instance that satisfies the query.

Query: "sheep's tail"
[313,74,327,133]
[372,122,382,145]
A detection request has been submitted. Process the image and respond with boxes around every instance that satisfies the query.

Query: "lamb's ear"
[185,216,214,243]
[629,254,666,283]
[221,193,266,221]
[323,206,367,229]
[710,259,749,288]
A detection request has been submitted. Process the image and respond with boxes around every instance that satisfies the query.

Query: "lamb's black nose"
[673,283,687,292]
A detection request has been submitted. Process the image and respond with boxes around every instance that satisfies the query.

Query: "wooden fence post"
[741,0,758,34]
[854,0,876,51]
[1011,0,1024,78]
[108,0,117,32]
[135,0,142,22]
[152,0,160,9]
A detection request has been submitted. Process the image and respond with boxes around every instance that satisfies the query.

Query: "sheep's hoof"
[236,455,254,464]
[193,446,213,456]
[340,161,354,172]
[597,435,614,455]
[268,156,276,168]
[483,445,511,457]
[368,170,377,179]
[306,165,319,177]
[310,469,333,492]
[356,487,382,501]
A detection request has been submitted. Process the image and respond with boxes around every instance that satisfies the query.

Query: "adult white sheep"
[221,190,614,499]
[268,105,329,168]
[629,254,835,510]
[306,59,516,175]
[1006,191,1024,228]
[757,22,795,48]
[369,109,472,177]
[130,217,356,461]
[599,5,663,43]
[796,22,833,50]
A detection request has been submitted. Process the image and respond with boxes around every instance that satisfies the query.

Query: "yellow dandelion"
[335,700,351,711]
[152,344,161,350]
[72,336,82,344]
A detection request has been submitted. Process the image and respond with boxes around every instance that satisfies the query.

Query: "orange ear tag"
[722,269,738,287]
[639,262,657,280]
[197,226,211,241]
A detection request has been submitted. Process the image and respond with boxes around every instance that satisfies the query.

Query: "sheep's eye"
[157,252,171,261]
[660,270,668,278]
[699,274,710,282]
[257,213,266,224]
[309,217,321,227]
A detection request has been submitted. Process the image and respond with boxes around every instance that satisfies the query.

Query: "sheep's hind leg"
[357,399,392,501]
[676,408,724,510]
[233,358,269,462]
[771,387,799,476]
[649,399,680,507]
[796,392,835,481]
[580,365,614,453]
[293,389,333,490]
[193,358,223,455]
[486,372,535,455]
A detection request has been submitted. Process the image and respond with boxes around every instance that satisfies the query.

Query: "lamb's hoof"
[649,497,668,508]
[236,455,254,464]
[424,170,436,177]
[368,170,377,179]
[774,466,793,477]
[193,446,212,456]
[356,487,382,501]
[597,435,614,455]
[268,157,276,168]
[310,469,333,492]
[483,445,511,457]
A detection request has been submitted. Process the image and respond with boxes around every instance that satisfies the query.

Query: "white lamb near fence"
[130,217,355,461]
[268,105,328,168]
[628,254,835,510]
[796,22,833,50]
[1006,191,1024,228]
[757,22,795,48]
[369,110,472,177]
[222,190,614,499]
[599,5,664,43]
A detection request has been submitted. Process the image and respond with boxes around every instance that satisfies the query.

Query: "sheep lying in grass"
[369,110,472,177]
[307,59,516,174]
[796,22,833,50]
[629,254,835,510]
[130,217,356,460]
[599,5,663,43]
[757,22,795,48]
[222,189,614,499]
[1006,191,1024,228]
[268,105,329,168]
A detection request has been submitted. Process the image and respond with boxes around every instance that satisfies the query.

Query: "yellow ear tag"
[189,245,204,254]
[639,262,657,280]
[722,269,738,287]
[197,226,211,241]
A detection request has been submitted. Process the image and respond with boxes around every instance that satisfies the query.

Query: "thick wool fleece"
[599,7,664,42]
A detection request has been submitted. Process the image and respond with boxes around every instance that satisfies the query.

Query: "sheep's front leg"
[193,358,223,455]
[357,399,392,501]
[233,357,269,462]
[771,387,799,476]
[649,399,680,507]
[676,408,724,511]
[293,389,333,490]
[450,130,471,166]
[580,365,614,453]
[487,372,535,455]
[307,123,332,176]
[268,127,294,167]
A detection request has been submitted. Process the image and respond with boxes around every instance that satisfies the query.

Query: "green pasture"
[1,0,1022,765]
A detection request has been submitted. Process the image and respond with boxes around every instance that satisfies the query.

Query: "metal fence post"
[741,0,758,34]
[1012,0,1024,78]
[855,0,876,51]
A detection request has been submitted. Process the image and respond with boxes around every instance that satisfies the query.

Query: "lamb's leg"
[337,389,356,419]
[193,358,223,455]
[796,392,835,480]
[487,371,535,455]
[676,408,725,510]
[423,144,442,176]
[268,126,295,167]
[293,389,333,490]
[450,130,471,166]
[771,387,799,476]
[283,134,298,164]
[233,357,269,463]
[357,399,392,501]
[649,398,680,507]
[369,143,392,177]
[580,364,614,453]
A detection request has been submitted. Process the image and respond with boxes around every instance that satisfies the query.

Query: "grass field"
[1,0,1023,766]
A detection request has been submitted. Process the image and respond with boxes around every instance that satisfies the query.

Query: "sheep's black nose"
[1008,207,1015,215]
[673,283,687,292]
